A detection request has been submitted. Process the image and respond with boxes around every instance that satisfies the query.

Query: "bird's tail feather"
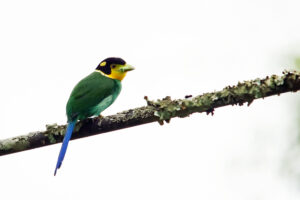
[54,121,76,176]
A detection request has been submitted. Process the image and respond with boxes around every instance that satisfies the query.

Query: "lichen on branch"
[0,70,299,156]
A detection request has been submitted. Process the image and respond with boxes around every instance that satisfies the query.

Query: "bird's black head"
[96,57,126,74]
[95,57,134,81]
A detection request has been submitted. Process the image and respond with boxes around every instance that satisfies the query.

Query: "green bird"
[54,57,134,176]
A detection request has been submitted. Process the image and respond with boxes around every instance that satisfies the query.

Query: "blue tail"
[54,121,76,176]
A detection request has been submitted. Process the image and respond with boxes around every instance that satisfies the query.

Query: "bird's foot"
[98,114,104,119]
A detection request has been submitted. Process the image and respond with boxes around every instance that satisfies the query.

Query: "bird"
[54,57,134,176]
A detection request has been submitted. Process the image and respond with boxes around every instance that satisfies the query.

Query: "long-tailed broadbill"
[54,57,134,176]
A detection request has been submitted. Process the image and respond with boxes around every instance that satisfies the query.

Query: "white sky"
[0,0,300,199]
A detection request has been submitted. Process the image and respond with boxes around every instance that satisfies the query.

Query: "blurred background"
[0,0,300,199]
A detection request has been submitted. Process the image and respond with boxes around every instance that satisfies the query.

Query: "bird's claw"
[98,114,104,119]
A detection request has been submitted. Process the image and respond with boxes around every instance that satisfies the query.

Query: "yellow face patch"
[96,64,127,81]
[95,63,135,81]
[100,61,106,66]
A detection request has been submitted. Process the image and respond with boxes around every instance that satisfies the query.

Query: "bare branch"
[1,70,299,156]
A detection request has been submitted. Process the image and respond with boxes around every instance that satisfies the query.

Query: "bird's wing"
[66,72,117,121]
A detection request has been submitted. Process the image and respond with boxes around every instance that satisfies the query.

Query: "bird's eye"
[111,65,116,69]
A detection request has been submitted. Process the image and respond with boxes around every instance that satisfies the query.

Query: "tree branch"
[1,70,300,156]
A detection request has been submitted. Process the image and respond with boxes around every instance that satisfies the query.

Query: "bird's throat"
[95,70,126,81]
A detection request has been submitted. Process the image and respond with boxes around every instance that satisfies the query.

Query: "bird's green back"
[66,71,121,122]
